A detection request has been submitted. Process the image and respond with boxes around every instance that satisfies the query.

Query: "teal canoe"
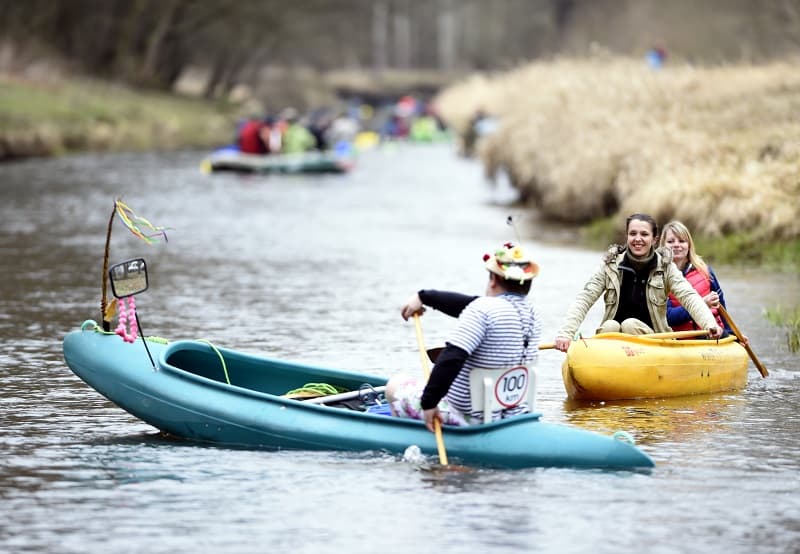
[63,324,654,470]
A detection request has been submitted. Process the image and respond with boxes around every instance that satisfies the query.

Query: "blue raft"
[63,325,654,470]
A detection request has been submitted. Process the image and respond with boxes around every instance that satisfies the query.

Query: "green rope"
[80,319,169,344]
[195,339,230,385]
[284,383,346,397]
[612,430,636,445]
[81,319,112,333]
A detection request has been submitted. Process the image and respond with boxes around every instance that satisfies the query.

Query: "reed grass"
[436,56,800,253]
[764,305,800,353]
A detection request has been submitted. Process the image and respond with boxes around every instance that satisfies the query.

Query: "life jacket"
[668,266,724,330]
[238,120,268,154]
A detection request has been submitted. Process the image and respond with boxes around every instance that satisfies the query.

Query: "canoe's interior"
[589,333,740,347]
[163,343,387,399]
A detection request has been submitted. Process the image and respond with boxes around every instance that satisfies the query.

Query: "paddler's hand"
[703,292,721,309]
[707,325,723,340]
[554,337,571,352]
[401,293,425,321]
[423,407,442,433]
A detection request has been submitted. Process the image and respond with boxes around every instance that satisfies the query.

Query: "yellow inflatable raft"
[561,332,749,401]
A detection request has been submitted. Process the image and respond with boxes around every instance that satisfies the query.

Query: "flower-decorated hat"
[483,242,540,282]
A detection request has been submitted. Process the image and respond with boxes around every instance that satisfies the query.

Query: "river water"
[1,144,798,554]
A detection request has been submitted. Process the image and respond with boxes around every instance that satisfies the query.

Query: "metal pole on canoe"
[413,314,449,466]
[718,305,769,378]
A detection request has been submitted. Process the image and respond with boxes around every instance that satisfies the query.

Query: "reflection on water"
[1,146,799,554]
[562,393,747,445]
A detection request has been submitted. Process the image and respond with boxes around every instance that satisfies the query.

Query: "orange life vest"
[668,267,724,330]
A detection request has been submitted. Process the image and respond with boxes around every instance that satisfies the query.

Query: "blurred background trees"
[1,0,798,106]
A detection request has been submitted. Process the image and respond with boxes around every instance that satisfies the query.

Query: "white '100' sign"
[494,366,528,408]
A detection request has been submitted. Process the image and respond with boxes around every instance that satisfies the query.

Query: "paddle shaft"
[413,314,449,466]
[718,305,769,378]
[428,342,555,363]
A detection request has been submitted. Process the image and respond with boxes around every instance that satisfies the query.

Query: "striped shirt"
[445,293,542,420]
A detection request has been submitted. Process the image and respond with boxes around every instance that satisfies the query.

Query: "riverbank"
[0,74,239,160]
[435,56,800,270]
[3,65,798,271]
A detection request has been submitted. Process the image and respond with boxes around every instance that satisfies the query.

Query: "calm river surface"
[1,144,799,554]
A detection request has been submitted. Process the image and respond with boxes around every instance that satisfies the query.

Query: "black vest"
[614,254,656,328]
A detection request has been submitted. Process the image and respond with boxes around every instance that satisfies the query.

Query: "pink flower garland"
[115,296,139,343]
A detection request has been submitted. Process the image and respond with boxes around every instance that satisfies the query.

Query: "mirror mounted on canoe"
[109,258,149,298]
[108,257,156,370]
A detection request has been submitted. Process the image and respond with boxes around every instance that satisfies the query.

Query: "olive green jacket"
[556,245,717,340]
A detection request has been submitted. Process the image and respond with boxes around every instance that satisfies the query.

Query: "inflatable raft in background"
[201,144,354,174]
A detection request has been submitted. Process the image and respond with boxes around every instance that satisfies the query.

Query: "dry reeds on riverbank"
[435,57,800,243]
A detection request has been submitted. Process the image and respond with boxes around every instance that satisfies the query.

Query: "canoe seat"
[469,365,537,424]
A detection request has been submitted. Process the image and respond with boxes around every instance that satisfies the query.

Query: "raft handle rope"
[612,430,636,445]
[81,319,168,343]
[80,319,163,370]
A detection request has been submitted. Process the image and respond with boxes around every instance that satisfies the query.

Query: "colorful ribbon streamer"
[115,200,169,244]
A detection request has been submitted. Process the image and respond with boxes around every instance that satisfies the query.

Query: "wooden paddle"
[718,305,769,378]
[413,314,449,466]
[428,342,556,363]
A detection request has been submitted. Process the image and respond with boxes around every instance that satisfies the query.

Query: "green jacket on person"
[282,124,316,153]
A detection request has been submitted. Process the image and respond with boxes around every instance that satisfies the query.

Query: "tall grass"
[764,306,800,353]
[435,56,800,249]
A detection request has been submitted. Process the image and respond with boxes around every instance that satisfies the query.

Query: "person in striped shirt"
[386,242,542,432]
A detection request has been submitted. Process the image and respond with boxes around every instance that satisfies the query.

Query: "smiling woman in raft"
[553,213,723,352]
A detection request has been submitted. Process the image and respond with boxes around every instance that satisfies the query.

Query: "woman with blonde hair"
[554,213,722,352]
[659,220,729,334]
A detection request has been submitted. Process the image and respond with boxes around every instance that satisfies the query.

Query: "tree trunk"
[393,0,412,69]
[372,0,389,74]
[139,0,182,86]
[437,0,456,71]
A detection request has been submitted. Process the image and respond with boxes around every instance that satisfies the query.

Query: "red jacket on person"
[238,120,269,154]
[667,266,725,331]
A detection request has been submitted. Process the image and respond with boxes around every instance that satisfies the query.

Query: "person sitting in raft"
[280,108,316,154]
[386,242,542,432]
[237,117,271,154]
[659,220,739,340]
[553,213,723,353]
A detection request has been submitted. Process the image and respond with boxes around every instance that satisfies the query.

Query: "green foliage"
[693,234,800,272]
[581,216,621,249]
[578,220,800,273]
[0,77,241,156]
[764,305,800,353]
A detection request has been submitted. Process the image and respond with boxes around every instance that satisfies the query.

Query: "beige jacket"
[556,245,717,339]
